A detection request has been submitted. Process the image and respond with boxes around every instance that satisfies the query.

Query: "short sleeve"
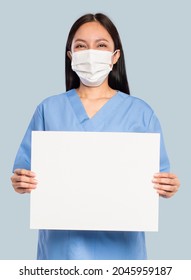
[148,113,170,172]
[13,106,45,171]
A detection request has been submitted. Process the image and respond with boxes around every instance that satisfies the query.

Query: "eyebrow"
[73,38,109,43]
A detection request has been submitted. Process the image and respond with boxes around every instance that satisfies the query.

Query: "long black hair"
[65,13,130,95]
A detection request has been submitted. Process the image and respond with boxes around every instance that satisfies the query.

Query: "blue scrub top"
[13,89,170,260]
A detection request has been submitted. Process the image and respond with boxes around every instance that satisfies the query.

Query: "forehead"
[73,21,113,42]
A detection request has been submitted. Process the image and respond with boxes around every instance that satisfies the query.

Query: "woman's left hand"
[152,173,180,198]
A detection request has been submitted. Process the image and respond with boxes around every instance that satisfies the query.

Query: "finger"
[12,175,38,184]
[14,188,33,194]
[13,180,37,189]
[153,184,178,193]
[153,172,177,179]
[11,177,38,188]
[152,177,176,186]
[156,189,175,198]
[14,169,36,177]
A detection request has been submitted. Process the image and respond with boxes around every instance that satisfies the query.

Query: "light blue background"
[0,0,190,259]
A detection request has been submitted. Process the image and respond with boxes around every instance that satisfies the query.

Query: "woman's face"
[71,21,115,53]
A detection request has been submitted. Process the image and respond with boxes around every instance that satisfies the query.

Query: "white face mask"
[70,49,116,87]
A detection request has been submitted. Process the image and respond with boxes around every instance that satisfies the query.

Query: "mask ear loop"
[112,49,119,56]
[111,49,120,68]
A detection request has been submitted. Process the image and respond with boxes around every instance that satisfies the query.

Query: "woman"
[11,13,180,260]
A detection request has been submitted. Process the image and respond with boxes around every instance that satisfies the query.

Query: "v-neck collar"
[66,89,125,130]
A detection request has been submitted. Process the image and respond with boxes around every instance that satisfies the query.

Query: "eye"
[74,44,86,49]
[98,43,107,48]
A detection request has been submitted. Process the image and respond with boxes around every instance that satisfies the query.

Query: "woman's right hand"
[11,169,38,194]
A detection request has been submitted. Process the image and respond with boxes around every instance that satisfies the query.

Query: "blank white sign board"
[31,131,160,231]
